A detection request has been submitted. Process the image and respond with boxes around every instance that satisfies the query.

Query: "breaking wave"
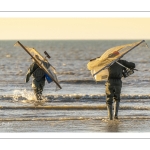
[0,89,150,101]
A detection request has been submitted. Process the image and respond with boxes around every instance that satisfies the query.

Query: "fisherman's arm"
[25,63,37,83]
[121,60,135,69]
[25,70,31,83]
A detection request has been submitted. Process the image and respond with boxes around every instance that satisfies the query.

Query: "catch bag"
[45,74,53,83]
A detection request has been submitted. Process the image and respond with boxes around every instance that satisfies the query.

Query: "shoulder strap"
[116,61,129,69]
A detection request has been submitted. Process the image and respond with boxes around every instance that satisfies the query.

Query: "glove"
[25,75,30,83]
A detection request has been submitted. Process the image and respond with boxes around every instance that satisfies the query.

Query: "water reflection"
[105,120,120,132]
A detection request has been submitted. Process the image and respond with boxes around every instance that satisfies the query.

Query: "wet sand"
[1,118,150,132]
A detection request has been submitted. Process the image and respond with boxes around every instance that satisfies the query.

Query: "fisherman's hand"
[25,76,30,83]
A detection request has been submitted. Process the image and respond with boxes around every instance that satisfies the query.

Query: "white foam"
[13,89,35,101]
[12,89,48,101]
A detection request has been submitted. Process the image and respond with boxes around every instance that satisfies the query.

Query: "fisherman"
[106,59,135,120]
[25,55,48,102]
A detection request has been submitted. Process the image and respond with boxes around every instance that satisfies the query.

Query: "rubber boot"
[33,89,39,100]
[38,94,42,100]
[35,93,39,100]
[114,101,119,119]
[107,105,113,120]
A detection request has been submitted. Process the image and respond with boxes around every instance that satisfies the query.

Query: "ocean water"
[0,40,150,133]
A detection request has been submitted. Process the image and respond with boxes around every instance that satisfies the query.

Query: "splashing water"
[12,89,48,102]
[13,89,36,101]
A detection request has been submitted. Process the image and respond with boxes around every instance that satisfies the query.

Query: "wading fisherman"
[106,59,135,120]
[25,55,50,102]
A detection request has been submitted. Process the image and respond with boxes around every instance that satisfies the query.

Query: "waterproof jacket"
[108,59,135,79]
[25,62,45,83]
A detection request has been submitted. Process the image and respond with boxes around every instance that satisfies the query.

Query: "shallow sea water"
[0,40,150,133]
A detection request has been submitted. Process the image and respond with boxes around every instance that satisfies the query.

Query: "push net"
[14,41,61,90]
[87,40,148,81]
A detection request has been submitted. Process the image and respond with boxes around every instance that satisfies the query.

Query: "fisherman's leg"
[105,82,114,120]
[32,87,39,100]
[114,101,120,119]
[32,80,40,100]
[37,88,43,100]
[114,85,122,119]
[37,81,45,100]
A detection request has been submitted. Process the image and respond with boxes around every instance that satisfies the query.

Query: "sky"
[1,17,150,40]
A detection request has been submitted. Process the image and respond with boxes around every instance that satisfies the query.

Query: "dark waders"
[32,79,45,100]
[105,79,121,120]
